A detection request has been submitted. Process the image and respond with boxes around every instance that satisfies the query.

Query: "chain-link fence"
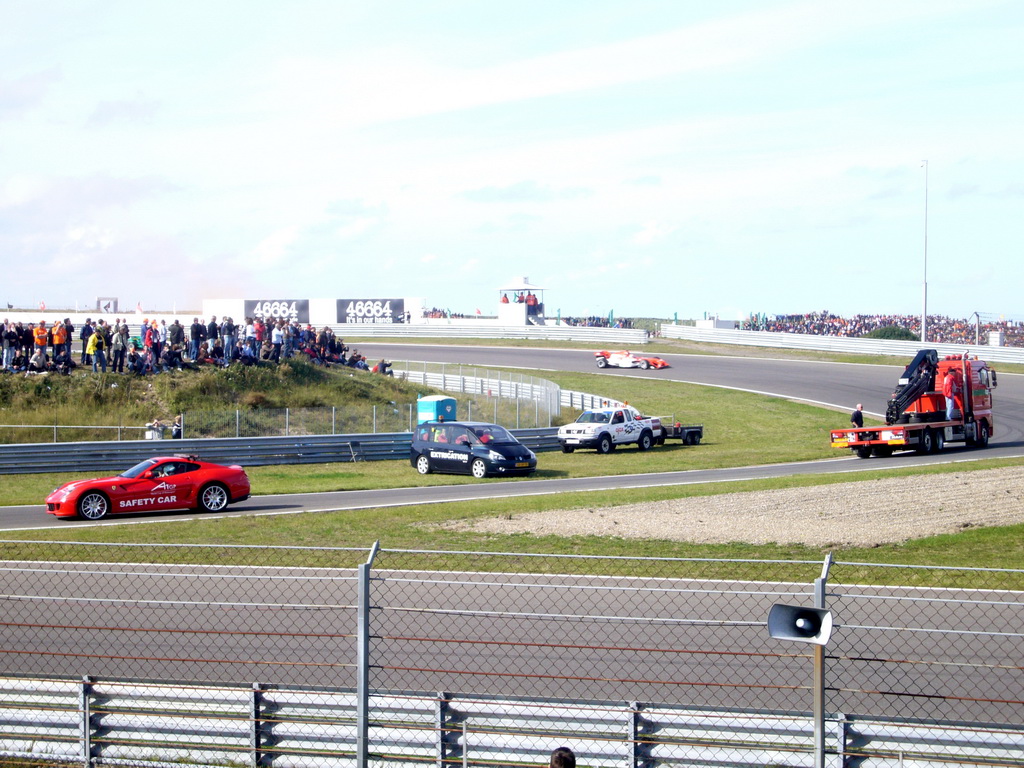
[0,363,564,443]
[1,542,1021,768]
[826,560,1024,766]
[180,364,563,438]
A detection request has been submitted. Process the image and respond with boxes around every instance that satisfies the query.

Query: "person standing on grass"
[87,325,107,372]
[850,404,863,429]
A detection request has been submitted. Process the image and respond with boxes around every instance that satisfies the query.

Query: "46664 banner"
[336,299,405,324]
[244,300,310,324]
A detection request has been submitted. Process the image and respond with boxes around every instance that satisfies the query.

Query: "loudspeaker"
[767,603,833,645]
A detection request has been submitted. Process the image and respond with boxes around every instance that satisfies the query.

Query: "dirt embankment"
[445,467,1024,547]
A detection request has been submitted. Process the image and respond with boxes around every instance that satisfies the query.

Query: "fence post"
[356,541,380,768]
[80,676,93,767]
[285,408,290,436]
[813,553,834,768]
[250,683,263,767]
[333,406,336,435]
[373,405,377,433]
[435,692,450,768]
[628,700,640,768]
[236,410,240,438]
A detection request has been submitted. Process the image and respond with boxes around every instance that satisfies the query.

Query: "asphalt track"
[3,343,1023,531]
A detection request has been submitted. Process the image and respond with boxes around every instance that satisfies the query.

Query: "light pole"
[921,160,929,344]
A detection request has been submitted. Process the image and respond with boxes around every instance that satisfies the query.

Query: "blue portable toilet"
[417,395,457,424]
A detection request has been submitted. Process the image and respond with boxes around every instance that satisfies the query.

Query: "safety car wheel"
[415,455,431,474]
[77,492,110,520]
[199,483,229,512]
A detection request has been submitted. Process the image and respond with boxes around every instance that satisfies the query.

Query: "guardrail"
[342,322,651,344]
[0,429,562,475]
[7,676,1019,768]
[660,324,1024,364]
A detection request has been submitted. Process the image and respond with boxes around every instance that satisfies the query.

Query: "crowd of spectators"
[0,316,395,376]
[561,316,635,329]
[742,310,1024,347]
[422,307,469,319]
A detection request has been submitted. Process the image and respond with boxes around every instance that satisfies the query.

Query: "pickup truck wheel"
[595,357,608,368]
[855,446,872,458]
[596,435,613,454]
[637,431,653,450]
[561,444,574,454]
[916,428,934,455]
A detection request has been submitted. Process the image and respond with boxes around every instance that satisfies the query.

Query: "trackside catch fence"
[0,541,1021,768]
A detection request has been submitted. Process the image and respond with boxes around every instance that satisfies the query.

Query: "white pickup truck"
[557,405,661,453]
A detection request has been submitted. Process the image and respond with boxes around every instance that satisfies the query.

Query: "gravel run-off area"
[447,466,1024,547]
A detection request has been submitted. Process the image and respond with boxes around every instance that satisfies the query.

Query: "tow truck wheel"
[637,431,653,451]
[977,421,990,448]
[597,435,613,454]
[917,428,934,455]
[872,446,893,458]
[561,444,574,454]
[932,430,945,454]
[855,446,872,459]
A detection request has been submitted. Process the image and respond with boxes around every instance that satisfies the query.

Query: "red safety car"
[46,455,251,521]
[594,350,671,370]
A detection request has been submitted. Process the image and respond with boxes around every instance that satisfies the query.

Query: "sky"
[2,1,1022,322]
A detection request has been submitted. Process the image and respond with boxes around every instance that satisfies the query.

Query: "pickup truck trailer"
[658,422,704,445]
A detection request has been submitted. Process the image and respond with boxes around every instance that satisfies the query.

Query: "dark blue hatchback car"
[410,421,537,478]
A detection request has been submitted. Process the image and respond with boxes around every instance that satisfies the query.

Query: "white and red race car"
[594,350,670,370]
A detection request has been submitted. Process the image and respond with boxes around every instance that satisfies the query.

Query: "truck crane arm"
[885,349,938,425]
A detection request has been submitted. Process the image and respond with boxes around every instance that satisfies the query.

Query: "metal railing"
[324,322,651,344]
[0,429,562,474]
[660,324,1024,364]
[0,542,1021,768]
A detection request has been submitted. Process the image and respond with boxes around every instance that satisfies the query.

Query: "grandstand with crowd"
[741,310,1024,347]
